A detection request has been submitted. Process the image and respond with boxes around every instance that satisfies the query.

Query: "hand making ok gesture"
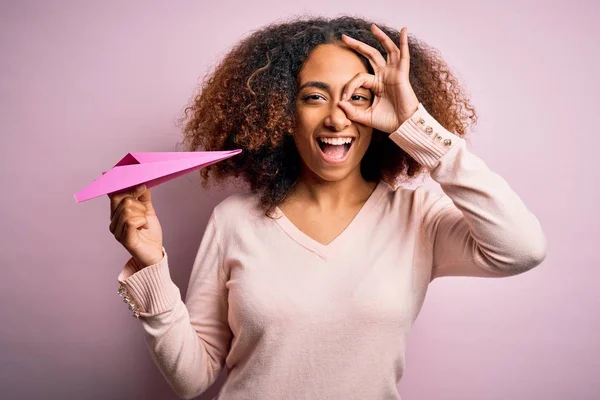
[338,25,420,134]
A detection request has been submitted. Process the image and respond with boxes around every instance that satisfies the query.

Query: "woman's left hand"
[338,25,420,134]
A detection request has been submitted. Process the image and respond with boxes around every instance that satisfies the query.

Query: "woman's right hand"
[109,184,164,268]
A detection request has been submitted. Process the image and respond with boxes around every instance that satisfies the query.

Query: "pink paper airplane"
[73,150,242,203]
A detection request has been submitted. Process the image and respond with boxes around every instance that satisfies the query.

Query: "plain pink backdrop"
[1,1,597,399]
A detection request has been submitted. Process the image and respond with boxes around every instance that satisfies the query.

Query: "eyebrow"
[297,80,371,94]
[298,81,331,92]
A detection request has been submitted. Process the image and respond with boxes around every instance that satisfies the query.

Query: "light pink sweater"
[117,103,547,400]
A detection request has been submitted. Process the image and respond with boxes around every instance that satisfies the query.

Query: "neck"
[289,166,377,211]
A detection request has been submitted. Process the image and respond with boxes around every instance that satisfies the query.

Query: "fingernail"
[138,184,146,191]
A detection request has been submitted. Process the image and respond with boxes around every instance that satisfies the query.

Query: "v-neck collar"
[272,180,387,260]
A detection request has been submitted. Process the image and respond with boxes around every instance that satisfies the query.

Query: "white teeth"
[318,137,353,145]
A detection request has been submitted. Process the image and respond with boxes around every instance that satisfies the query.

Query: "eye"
[302,94,326,101]
[350,94,370,101]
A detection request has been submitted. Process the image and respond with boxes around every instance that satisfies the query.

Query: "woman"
[109,16,547,400]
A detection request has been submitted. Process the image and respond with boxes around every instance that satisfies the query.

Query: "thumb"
[338,101,371,126]
[136,185,155,212]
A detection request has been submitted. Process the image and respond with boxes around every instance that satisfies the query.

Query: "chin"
[310,160,362,183]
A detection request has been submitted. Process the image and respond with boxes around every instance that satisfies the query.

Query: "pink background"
[1,1,597,399]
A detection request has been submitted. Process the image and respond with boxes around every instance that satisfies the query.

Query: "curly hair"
[176,15,477,216]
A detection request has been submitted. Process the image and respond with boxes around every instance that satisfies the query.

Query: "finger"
[115,213,145,243]
[137,186,156,215]
[340,33,386,70]
[110,196,145,232]
[109,199,147,234]
[370,24,401,65]
[109,184,144,208]
[114,215,127,242]
[342,72,379,101]
[398,27,410,76]
[122,216,148,244]
[109,184,146,220]
[338,100,372,127]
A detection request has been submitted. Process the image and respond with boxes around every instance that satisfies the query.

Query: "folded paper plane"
[73,150,242,203]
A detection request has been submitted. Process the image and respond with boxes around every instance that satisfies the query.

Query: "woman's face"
[293,43,374,183]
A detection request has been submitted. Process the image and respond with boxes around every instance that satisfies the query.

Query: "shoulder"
[378,179,420,207]
[211,190,265,232]
[379,179,450,214]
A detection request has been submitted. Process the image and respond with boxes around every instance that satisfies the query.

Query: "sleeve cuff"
[118,247,166,280]
[388,102,465,170]
[116,247,181,317]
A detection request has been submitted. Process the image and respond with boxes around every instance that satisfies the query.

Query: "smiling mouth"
[316,137,355,163]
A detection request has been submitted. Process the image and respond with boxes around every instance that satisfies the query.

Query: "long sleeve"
[116,211,232,399]
[388,103,547,280]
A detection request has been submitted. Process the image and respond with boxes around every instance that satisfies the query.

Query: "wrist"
[147,248,165,267]
[398,102,420,126]
[136,247,165,269]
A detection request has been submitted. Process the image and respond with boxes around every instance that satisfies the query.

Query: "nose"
[324,101,351,132]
